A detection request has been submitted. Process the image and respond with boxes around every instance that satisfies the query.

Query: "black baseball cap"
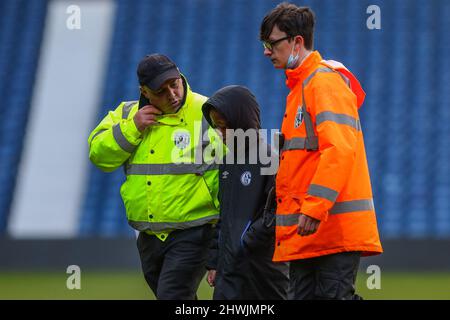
[137,54,181,91]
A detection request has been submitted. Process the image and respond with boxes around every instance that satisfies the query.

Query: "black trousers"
[136,224,214,300]
[213,245,290,300]
[289,251,361,300]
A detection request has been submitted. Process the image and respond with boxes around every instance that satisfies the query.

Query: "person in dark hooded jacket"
[202,85,289,300]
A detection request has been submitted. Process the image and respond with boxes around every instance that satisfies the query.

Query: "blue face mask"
[286,44,299,69]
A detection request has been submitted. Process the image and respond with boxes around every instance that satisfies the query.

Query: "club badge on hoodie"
[240,171,252,186]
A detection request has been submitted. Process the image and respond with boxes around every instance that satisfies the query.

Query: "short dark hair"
[260,2,315,50]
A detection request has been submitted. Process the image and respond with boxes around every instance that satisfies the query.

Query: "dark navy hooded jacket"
[202,85,289,300]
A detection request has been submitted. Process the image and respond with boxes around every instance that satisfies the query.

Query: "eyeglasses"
[262,36,292,51]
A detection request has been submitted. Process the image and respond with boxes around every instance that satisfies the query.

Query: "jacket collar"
[285,51,322,90]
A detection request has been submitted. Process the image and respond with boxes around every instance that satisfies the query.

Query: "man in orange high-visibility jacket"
[260,3,382,300]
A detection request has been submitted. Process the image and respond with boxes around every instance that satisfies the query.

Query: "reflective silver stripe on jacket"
[307,184,339,202]
[128,214,219,232]
[112,123,136,153]
[282,137,307,151]
[301,104,318,150]
[282,137,320,151]
[303,67,335,87]
[122,101,137,119]
[276,213,302,227]
[329,199,374,214]
[316,111,361,131]
[125,163,219,175]
[304,67,351,88]
[284,67,355,152]
[300,68,336,151]
[275,199,375,226]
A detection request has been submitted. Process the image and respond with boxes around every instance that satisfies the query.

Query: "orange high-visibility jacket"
[274,51,383,261]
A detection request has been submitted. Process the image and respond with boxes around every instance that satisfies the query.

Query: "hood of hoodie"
[202,85,261,131]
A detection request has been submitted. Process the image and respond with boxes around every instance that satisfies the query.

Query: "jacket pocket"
[200,170,219,210]
[200,176,218,210]
[120,176,147,221]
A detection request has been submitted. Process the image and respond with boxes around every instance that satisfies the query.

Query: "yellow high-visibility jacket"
[88,77,220,241]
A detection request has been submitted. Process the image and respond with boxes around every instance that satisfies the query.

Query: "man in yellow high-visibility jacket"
[88,54,220,299]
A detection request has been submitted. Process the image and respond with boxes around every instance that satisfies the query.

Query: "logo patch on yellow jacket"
[173,130,190,149]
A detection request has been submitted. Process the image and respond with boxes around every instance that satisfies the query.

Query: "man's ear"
[139,86,152,100]
[291,35,303,51]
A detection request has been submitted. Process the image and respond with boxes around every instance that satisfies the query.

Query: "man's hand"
[297,213,320,236]
[207,269,216,287]
[133,105,162,132]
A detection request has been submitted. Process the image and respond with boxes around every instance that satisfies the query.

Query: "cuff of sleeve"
[300,195,331,222]
[206,250,218,270]
[120,118,142,145]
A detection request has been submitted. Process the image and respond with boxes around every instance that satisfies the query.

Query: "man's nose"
[168,88,176,100]
[264,47,272,57]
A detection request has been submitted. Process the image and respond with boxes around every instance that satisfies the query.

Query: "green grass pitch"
[0,271,449,300]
